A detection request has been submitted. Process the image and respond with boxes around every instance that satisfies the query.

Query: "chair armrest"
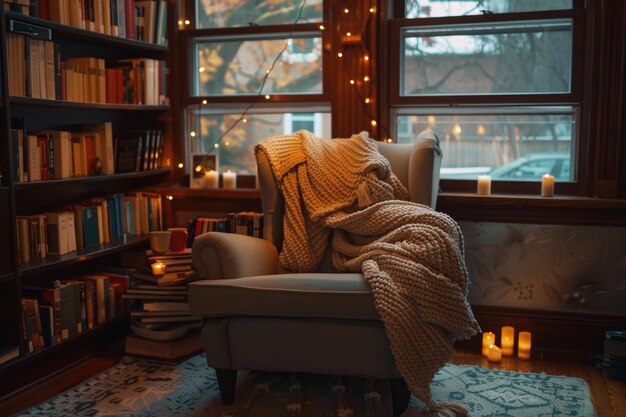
[192,232,279,279]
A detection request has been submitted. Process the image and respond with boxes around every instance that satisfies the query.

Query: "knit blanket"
[256,130,480,416]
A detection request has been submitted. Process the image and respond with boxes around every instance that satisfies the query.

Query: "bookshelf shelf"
[15,169,171,214]
[19,235,148,276]
[9,97,170,112]
[0,273,16,284]
[4,11,167,55]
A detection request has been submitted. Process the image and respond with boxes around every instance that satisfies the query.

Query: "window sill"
[436,192,626,226]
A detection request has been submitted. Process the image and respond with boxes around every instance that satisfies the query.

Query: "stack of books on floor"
[601,330,626,380]
[123,248,204,361]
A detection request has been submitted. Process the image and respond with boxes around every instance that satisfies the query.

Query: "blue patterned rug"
[14,354,596,417]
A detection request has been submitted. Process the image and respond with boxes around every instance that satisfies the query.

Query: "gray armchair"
[188,130,442,416]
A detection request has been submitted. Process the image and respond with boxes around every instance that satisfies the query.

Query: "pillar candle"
[487,344,502,363]
[477,175,491,195]
[541,174,555,197]
[482,332,495,356]
[151,262,166,276]
[222,170,237,189]
[204,170,219,189]
[501,326,515,357]
[518,331,532,360]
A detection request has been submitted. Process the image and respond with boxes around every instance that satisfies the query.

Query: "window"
[390,1,582,190]
[182,0,328,176]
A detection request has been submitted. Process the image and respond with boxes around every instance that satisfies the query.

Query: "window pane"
[188,108,331,174]
[395,108,576,181]
[406,0,572,18]
[401,19,572,95]
[194,36,323,96]
[196,0,323,28]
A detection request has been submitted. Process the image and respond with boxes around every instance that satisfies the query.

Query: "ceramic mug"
[149,231,171,254]
[168,228,189,252]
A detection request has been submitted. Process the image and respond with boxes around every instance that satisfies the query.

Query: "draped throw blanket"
[256,130,480,416]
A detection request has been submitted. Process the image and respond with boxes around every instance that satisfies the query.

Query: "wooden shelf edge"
[14,169,171,190]
[9,96,169,111]
[19,235,148,275]
[4,11,167,52]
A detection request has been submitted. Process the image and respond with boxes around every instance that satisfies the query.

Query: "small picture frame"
[190,153,218,188]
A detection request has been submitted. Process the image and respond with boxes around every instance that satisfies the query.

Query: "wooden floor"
[2,349,625,416]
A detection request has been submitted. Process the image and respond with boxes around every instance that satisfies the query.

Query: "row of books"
[6,28,167,105]
[21,270,131,354]
[601,330,626,381]
[16,191,162,264]
[188,212,265,244]
[6,0,168,46]
[10,120,164,182]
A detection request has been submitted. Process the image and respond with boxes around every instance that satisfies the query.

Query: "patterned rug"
[14,354,597,417]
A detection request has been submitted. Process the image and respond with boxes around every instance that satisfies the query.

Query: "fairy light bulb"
[214,143,220,149]
[363,76,370,82]
[190,131,196,137]
[349,79,355,85]
[337,52,343,58]
[371,120,377,127]
[364,55,369,61]
[319,24,325,30]
[365,98,371,104]
[166,195,173,201]
[344,8,349,13]
[202,99,207,105]
[178,163,184,169]
[242,118,248,123]
[265,94,271,100]
[184,19,190,25]
[369,7,375,13]
[198,66,206,72]
[346,32,352,37]
[195,165,202,172]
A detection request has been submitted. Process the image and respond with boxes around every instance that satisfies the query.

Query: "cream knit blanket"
[256,130,480,416]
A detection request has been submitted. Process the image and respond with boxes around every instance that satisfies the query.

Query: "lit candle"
[501,326,515,357]
[222,170,237,189]
[477,175,491,195]
[518,331,532,360]
[204,170,219,189]
[541,173,555,197]
[487,344,502,363]
[151,262,166,276]
[482,332,495,356]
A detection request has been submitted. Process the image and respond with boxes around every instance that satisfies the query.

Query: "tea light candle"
[482,332,496,356]
[541,173,554,197]
[151,262,166,276]
[518,331,532,360]
[487,344,502,363]
[501,326,515,357]
[204,170,219,189]
[222,170,237,189]
[477,175,491,195]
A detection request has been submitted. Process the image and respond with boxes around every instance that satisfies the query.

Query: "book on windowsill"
[125,330,203,362]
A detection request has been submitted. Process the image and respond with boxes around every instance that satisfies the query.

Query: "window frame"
[177,0,331,178]
[387,8,587,196]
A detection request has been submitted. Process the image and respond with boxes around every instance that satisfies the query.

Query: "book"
[124,331,202,361]
[114,135,142,173]
[141,301,189,312]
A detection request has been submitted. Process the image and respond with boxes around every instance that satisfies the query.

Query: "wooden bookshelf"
[0,3,174,393]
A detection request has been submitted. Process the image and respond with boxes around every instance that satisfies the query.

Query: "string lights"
[193,0,391,160]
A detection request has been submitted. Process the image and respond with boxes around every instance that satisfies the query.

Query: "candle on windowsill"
[541,173,555,197]
[482,332,495,356]
[501,326,515,357]
[204,170,219,189]
[477,175,491,195]
[222,170,237,189]
[151,262,166,276]
[487,344,502,363]
[518,331,532,360]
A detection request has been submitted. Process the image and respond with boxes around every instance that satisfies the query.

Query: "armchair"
[189,130,442,416]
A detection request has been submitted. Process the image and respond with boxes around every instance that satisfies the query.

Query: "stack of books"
[123,248,203,361]
[601,330,626,380]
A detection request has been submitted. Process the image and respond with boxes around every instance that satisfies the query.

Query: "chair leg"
[215,368,238,405]
[390,377,411,417]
